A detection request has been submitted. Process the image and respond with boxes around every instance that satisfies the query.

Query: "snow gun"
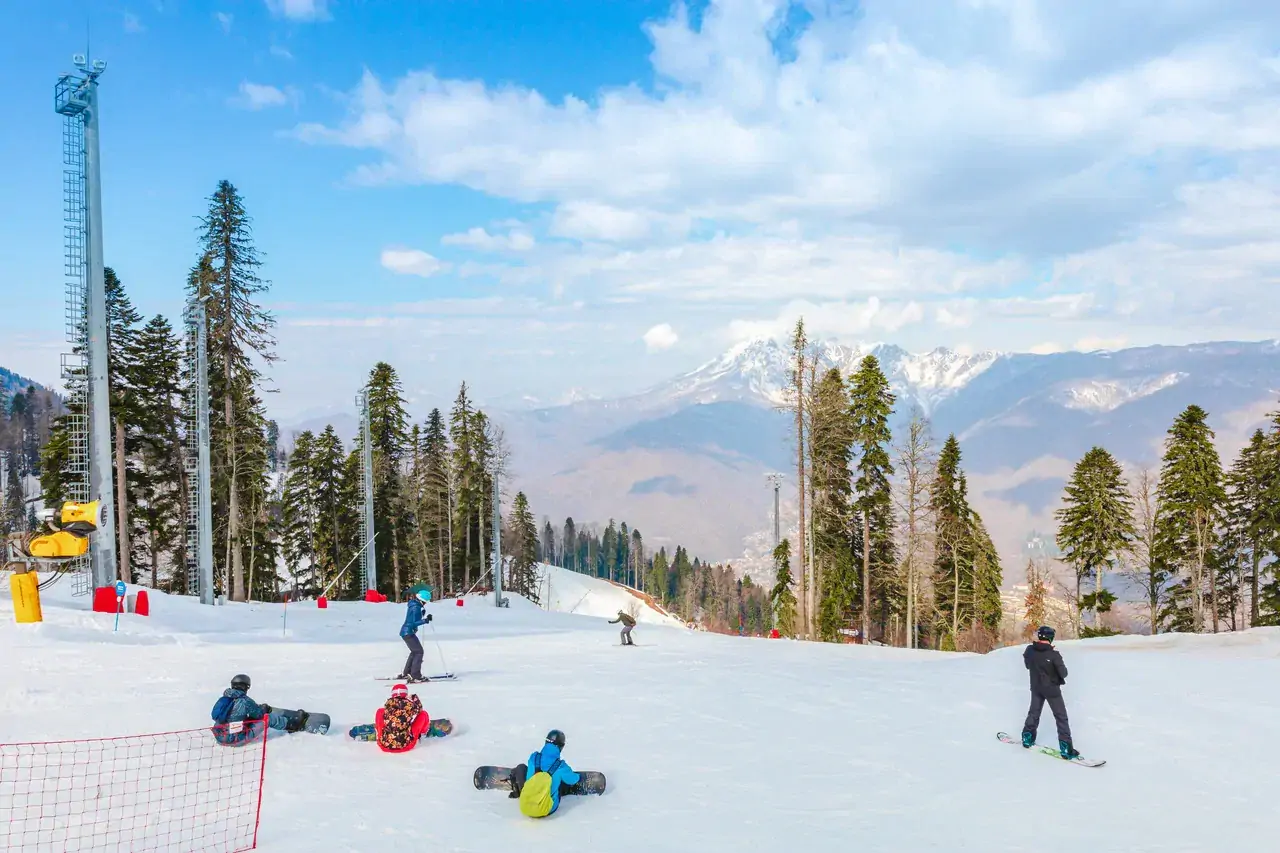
[4,501,103,625]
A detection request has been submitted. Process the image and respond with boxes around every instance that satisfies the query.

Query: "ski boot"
[286,710,311,734]
[1021,731,1034,749]
[406,675,430,684]
[1059,740,1080,760]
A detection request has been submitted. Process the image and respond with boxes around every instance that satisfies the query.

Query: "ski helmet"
[411,583,431,603]
[1036,625,1055,643]
[231,674,251,690]
[545,729,566,749]
[391,683,408,698]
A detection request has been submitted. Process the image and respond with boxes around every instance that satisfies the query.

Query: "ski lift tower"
[355,389,377,595]
[765,473,784,548]
[55,54,117,592]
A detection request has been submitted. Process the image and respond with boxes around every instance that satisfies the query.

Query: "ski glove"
[260,704,271,714]
[425,614,433,624]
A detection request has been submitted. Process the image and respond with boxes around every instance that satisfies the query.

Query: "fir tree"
[281,431,318,590]
[931,434,968,646]
[507,491,541,602]
[562,517,577,572]
[809,368,856,641]
[105,267,143,582]
[1224,429,1271,627]
[1054,446,1134,631]
[770,539,798,638]
[191,180,277,602]
[419,409,451,594]
[849,355,897,642]
[366,361,410,597]
[1155,405,1225,632]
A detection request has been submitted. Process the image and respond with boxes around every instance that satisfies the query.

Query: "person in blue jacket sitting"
[396,586,434,683]
[211,674,307,745]
[509,729,580,817]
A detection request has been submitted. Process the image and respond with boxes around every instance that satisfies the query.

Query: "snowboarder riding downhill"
[1021,626,1079,760]
[375,683,431,753]
[509,729,581,818]
[609,610,636,645]
[396,586,434,683]
[210,674,309,745]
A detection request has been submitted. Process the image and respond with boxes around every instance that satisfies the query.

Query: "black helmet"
[545,729,565,749]
[231,673,251,690]
[1036,626,1055,643]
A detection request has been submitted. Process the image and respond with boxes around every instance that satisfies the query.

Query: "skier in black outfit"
[1021,625,1079,759]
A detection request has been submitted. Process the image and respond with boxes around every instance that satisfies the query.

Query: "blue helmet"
[1036,625,1055,642]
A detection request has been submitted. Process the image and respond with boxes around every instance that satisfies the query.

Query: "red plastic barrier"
[769,628,780,639]
[92,587,118,614]
[135,590,150,617]
[364,589,388,603]
[455,598,464,607]
[317,596,328,609]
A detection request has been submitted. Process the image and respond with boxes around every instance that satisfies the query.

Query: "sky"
[2,0,1279,423]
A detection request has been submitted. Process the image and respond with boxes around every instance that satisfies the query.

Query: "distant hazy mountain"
[0,365,43,399]
[501,338,1280,578]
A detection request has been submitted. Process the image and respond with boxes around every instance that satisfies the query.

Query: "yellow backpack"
[518,754,563,818]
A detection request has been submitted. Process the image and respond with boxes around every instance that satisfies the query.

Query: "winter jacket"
[400,598,431,637]
[526,743,580,815]
[375,695,429,753]
[609,612,636,628]
[211,688,268,746]
[1024,641,1068,697]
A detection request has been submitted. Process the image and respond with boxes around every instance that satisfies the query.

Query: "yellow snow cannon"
[27,530,89,558]
[59,500,102,536]
[24,500,100,558]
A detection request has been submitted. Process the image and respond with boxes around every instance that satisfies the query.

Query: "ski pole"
[428,622,451,675]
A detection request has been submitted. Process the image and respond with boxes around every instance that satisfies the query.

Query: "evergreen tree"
[1155,405,1225,632]
[808,368,856,641]
[190,180,277,602]
[931,434,968,646]
[1054,446,1134,632]
[631,528,644,592]
[562,517,577,572]
[602,519,618,581]
[649,546,670,603]
[366,361,410,597]
[541,519,556,567]
[419,409,451,594]
[281,431,317,590]
[770,539,798,638]
[105,267,143,582]
[849,355,897,641]
[507,491,540,602]
[1224,429,1271,627]
[309,426,353,596]
[449,384,480,590]
[265,421,280,472]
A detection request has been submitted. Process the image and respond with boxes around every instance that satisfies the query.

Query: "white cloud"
[727,297,926,344]
[270,44,295,60]
[643,323,679,352]
[265,0,330,22]
[1075,335,1128,352]
[290,0,1280,367]
[1028,342,1065,355]
[123,12,145,33]
[441,227,535,252]
[381,248,449,278]
[233,82,290,110]
[215,12,233,34]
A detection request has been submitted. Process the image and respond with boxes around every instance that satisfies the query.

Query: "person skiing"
[608,609,636,645]
[396,586,434,683]
[374,683,431,753]
[509,729,581,818]
[210,674,308,745]
[1021,626,1079,759]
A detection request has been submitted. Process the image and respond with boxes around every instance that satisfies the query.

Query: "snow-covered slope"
[533,563,685,627]
[3,578,1274,851]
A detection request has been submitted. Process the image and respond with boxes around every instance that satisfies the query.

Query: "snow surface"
[1053,372,1189,413]
[2,571,1276,851]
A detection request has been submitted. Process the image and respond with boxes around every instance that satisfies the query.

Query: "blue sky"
[3,0,1279,422]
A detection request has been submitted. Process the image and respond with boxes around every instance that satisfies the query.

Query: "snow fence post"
[113,580,125,633]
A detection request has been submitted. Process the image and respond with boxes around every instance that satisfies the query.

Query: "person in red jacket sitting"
[375,683,430,753]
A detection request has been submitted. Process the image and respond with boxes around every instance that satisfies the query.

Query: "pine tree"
[931,434,967,646]
[281,431,317,590]
[602,519,618,582]
[507,491,541,601]
[191,180,277,602]
[265,421,280,472]
[1054,446,1134,633]
[562,517,577,572]
[105,267,143,582]
[849,355,897,642]
[420,409,451,594]
[770,539,798,638]
[309,426,352,596]
[809,368,856,641]
[449,384,479,590]
[365,362,410,597]
[1155,405,1225,632]
[1224,430,1270,627]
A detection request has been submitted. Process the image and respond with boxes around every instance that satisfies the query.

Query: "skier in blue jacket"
[509,730,580,815]
[396,587,433,683]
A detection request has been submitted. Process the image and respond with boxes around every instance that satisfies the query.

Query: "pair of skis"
[996,732,1105,767]
[376,674,457,682]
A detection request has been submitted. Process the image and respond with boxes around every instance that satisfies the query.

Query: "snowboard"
[473,765,606,795]
[997,732,1105,767]
[275,709,330,735]
[348,718,453,741]
[376,674,457,682]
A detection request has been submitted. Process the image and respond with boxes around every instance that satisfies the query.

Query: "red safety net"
[1,722,268,852]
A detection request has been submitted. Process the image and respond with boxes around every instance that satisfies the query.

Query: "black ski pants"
[1022,689,1072,746]
[402,634,425,679]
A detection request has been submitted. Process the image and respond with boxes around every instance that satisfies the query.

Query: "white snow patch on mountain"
[1054,373,1189,413]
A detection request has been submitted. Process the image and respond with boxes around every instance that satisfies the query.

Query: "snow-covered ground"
[2,569,1276,852]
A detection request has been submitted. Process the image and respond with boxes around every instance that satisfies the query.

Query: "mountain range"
[494,337,1280,581]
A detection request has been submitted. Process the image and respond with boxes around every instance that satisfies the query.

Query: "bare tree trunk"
[478,503,486,588]
[150,527,158,590]
[114,415,131,583]
[862,510,871,643]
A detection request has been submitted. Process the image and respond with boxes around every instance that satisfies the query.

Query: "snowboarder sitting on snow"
[509,729,581,818]
[1021,626,1079,760]
[396,586,434,683]
[210,674,308,746]
[375,683,431,753]
[608,609,636,645]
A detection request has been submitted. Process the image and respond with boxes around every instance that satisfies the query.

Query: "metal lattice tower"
[491,469,502,606]
[55,55,116,593]
[183,297,215,604]
[355,389,377,593]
